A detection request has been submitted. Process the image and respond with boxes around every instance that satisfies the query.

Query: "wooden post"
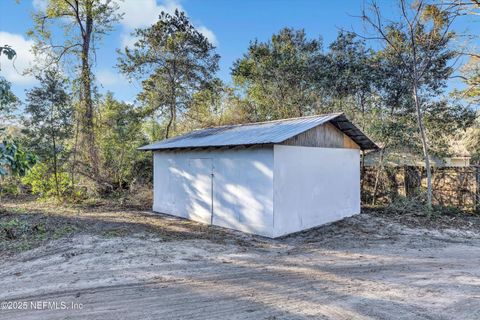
[476,166,480,214]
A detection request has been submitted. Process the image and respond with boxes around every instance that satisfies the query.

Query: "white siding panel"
[273,145,360,237]
[153,147,274,237]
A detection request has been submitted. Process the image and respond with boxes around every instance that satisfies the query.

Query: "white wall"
[153,147,274,237]
[273,145,360,237]
[153,145,361,238]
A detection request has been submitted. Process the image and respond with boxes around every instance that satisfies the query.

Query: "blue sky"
[0,0,478,105]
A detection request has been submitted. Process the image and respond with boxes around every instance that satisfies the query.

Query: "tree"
[1,45,17,126]
[463,113,480,164]
[97,92,148,190]
[0,77,18,125]
[0,139,37,201]
[325,33,375,101]
[360,0,461,208]
[323,31,380,130]
[0,140,37,177]
[179,79,225,130]
[459,56,480,104]
[118,10,220,139]
[232,28,325,121]
[23,69,73,198]
[457,52,480,165]
[29,0,121,183]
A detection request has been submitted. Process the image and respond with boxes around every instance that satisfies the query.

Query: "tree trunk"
[0,176,3,204]
[52,134,60,198]
[71,113,80,199]
[412,83,432,208]
[81,0,99,179]
[372,147,386,206]
[165,105,174,139]
[116,147,126,188]
[49,102,60,198]
[361,150,366,192]
[165,48,177,139]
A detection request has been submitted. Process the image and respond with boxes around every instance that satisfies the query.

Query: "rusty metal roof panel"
[139,113,378,151]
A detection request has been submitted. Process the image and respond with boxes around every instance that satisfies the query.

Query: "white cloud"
[32,0,48,12]
[120,33,138,49]
[118,0,182,29]
[97,69,122,86]
[117,0,218,48]
[0,32,36,85]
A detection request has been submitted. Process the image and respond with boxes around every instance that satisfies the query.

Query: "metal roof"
[139,113,378,151]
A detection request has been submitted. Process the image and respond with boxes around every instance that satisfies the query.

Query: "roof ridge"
[192,113,344,131]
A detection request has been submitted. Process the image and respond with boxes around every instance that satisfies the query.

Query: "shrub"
[386,194,464,216]
[0,176,23,196]
[21,162,73,199]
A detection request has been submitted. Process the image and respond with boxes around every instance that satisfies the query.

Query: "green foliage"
[117,9,220,138]
[386,194,464,217]
[53,225,77,239]
[1,0,477,211]
[179,79,225,130]
[424,100,476,157]
[29,0,123,188]
[0,177,22,195]
[23,69,73,198]
[21,162,72,198]
[23,69,73,157]
[0,45,16,105]
[325,32,377,104]
[29,0,121,68]
[381,24,454,98]
[0,215,77,253]
[0,138,36,199]
[102,227,129,238]
[361,1,466,209]
[232,28,324,121]
[0,45,16,62]
[463,113,480,164]
[142,117,165,142]
[97,93,150,189]
[0,139,37,177]
[0,219,32,241]
[0,77,18,116]
[368,8,460,155]
[457,56,480,105]
[230,25,472,162]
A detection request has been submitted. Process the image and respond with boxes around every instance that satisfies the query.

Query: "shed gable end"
[281,122,360,149]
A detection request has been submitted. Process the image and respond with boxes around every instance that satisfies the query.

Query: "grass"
[0,195,258,256]
[53,225,78,240]
[102,228,130,238]
[0,217,49,253]
[2,194,478,256]
[364,195,480,230]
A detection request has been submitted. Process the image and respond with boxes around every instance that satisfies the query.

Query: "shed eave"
[138,142,276,152]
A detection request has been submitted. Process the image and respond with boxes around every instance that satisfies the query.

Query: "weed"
[53,225,77,239]
[385,194,467,218]
[102,228,129,238]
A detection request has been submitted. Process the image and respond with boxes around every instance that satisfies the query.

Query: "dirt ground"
[1,198,480,320]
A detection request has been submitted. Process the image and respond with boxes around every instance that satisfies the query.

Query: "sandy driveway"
[0,212,480,319]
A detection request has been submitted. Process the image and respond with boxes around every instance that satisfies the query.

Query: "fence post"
[476,166,480,213]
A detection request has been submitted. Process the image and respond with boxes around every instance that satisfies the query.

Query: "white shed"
[140,113,377,238]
